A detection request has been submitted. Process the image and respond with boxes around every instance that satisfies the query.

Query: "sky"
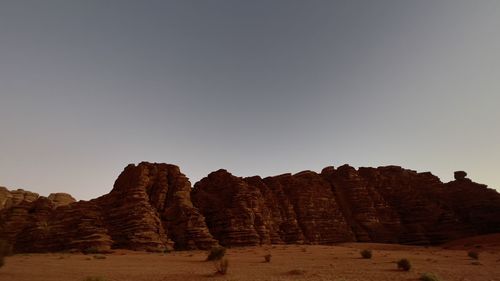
[0,0,499,200]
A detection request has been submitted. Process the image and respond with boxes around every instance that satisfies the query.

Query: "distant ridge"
[1,162,499,253]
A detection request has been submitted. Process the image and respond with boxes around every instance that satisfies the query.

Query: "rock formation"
[0,187,39,210]
[0,162,217,253]
[1,162,500,253]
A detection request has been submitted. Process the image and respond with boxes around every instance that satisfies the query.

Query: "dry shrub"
[93,254,106,260]
[397,258,411,271]
[288,269,306,275]
[82,246,100,255]
[468,250,479,260]
[0,240,12,268]
[420,272,441,281]
[264,254,272,263]
[360,249,372,259]
[214,258,229,275]
[207,246,226,261]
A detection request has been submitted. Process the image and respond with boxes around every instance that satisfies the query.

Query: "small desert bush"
[83,277,107,281]
[360,249,372,259]
[83,246,100,254]
[207,246,226,261]
[468,250,479,260]
[93,254,106,260]
[264,253,272,263]
[287,269,306,275]
[397,258,411,271]
[0,240,12,268]
[419,272,441,281]
[214,258,229,275]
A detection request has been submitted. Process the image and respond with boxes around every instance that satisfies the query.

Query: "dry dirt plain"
[1,237,499,281]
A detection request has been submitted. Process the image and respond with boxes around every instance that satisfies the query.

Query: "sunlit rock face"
[1,162,500,253]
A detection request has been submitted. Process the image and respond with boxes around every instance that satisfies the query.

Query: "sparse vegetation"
[207,246,226,261]
[93,254,106,260]
[287,269,306,275]
[419,272,441,281]
[264,253,272,263]
[360,249,372,259]
[214,258,229,275]
[82,246,100,254]
[0,240,12,268]
[83,277,107,281]
[397,258,412,271]
[145,246,164,253]
[468,250,479,260]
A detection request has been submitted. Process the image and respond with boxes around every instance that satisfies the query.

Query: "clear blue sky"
[1,0,499,200]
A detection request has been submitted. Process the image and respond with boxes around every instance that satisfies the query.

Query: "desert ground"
[1,236,500,281]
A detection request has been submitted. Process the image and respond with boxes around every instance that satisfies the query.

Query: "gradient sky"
[1,0,499,200]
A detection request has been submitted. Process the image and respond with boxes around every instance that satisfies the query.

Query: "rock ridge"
[1,162,500,253]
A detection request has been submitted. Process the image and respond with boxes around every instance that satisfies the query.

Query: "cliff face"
[1,162,500,253]
[0,163,217,253]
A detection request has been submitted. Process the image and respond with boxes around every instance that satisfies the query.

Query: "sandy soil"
[1,241,499,281]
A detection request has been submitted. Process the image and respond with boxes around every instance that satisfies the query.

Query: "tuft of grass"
[468,250,479,260]
[287,269,306,275]
[360,249,372,259]
[207,246,226,261]
[264,253,272,263]
[82,246,100,255]
[419,272,441,281]
[83,277,107,281]
[93,254,106,260]
[0,240,12,268]
[397,258,411,271]
[214,258,229,275]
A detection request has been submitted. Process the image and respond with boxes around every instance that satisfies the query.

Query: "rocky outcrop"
[0,162,217,253]
[47,193,76,207]
[260,171,354,244]
[103,163,217,250]
[0,187,39,210]
[1,162,500,253]
[193,165,500,246]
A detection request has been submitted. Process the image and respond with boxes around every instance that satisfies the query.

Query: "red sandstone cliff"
[1,162,499,253]
[0,163,217,252]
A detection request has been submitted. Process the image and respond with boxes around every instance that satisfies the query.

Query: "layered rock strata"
[1,162,500,253]
[0,163,217,252]
[192,165,500,246]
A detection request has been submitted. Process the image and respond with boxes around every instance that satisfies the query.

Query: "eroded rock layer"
[0,162,217,252]
[192,165,500,246]
[1,162,500,253]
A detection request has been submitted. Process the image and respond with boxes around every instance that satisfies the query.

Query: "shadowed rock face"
[0,162,217,253]
[193,165,500,246]
[1,162,500,253]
